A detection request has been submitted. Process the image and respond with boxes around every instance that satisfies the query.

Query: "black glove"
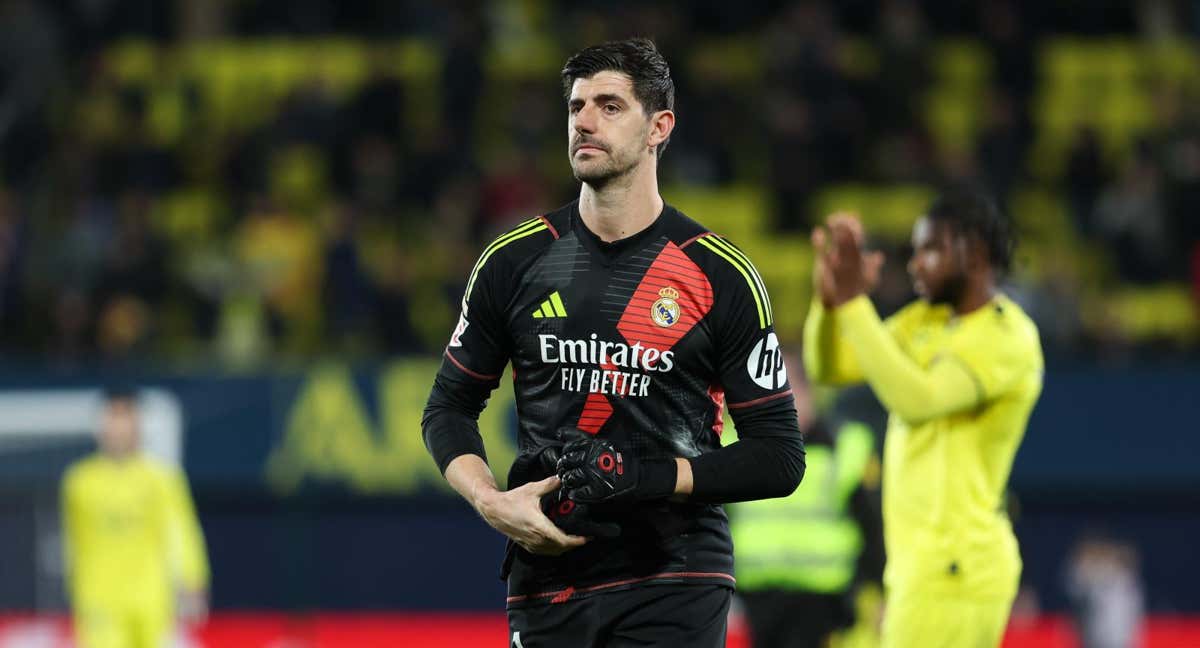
[555,429,677,504]
[540,490,621,538]
[508,443,562,488]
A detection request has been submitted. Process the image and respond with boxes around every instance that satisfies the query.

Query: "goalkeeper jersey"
[428,201,799,606]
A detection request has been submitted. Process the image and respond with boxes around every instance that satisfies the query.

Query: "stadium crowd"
[0,0,1197,368]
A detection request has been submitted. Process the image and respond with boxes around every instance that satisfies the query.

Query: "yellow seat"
[811,184,935,243]
[662,184,769,243]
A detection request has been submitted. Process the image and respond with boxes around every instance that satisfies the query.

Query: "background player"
[730,354,884,648]
[423,38,805,647]
[803,189,1043,647]
[61,390,210,648]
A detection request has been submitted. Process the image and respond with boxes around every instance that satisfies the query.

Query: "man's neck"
[578,160,663,243]
[101,448,136,462]
[954,273,998,315]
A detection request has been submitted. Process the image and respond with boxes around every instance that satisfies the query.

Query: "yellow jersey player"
[61,390,210,648]
[803,188,1043,648]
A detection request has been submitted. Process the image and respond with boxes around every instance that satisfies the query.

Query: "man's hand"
[177,588,209,625]
[817,212,884,307]
[475,475,589,556]
[812,226,838,308]
[508,443,562,488]
[541,490,622,538]
[556,432,676,504]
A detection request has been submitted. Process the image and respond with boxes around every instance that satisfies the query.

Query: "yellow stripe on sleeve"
[696,236,770,328]
[464,219,548,300]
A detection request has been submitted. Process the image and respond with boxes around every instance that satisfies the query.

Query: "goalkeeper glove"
[540,489,621,538]
[555,429,677,504]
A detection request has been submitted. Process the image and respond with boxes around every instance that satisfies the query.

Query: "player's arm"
[802,298,864,386]
[836,295,982,423]
[803,218,884,386]
[823,222,1004,423]
[163,467,210,622]
[422,236,586,555]
[59,468,81,601]
[686,238,805,503]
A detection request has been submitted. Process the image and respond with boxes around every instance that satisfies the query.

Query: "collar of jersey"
[571,200,670,266]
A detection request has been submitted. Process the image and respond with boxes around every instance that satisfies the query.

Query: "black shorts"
[507,583,732,648]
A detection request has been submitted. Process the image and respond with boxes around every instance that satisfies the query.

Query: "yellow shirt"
[803,294,1043,600]
[61,453,209,608]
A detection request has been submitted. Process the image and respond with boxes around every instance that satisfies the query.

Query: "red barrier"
[3,612,1199,647]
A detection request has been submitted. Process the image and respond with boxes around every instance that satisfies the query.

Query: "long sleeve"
[689,235,805,503]
[421,225,514,474]
[802,299,865,386]
[164,468,210,591]
[835,295,981,424]
[60,469,81,600]
[689,395,806,503]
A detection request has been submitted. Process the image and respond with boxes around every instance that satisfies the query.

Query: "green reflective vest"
[731,422,874,593]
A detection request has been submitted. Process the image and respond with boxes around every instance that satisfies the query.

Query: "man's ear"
[647,109,675,151]
[965,235,990,272]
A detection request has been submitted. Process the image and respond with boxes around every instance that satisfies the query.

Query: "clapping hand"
[812,212,885,307]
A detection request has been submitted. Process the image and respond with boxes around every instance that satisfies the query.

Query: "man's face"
[567,71,653,186]
[908,217,967,306]
[99,399,139,457]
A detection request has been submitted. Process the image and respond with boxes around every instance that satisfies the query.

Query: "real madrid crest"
[651,286,681,327]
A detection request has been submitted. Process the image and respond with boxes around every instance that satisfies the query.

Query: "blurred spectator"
[978,0,1034,101]
[731,360,884,648]
[0,0,61,188]
[1065,128,1109,236]
[1065,535,1144,648]
[1092,153,1171,283]
[873,0,930,131]
[976,89,1028,203]
[0,189,27,347]
[322,204,376,349]
[0,1,1192,364]
[235,197,323,352]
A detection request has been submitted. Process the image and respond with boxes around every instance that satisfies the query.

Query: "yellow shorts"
[881,592,1011,648]
[74,603,171,648]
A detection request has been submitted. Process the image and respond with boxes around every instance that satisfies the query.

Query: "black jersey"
[426,200,801,607]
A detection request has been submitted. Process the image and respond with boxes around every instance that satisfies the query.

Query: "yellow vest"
[732,423,874,593]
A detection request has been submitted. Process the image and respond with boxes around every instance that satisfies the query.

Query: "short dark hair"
[561,38,675,157]
[926,186,1017,274]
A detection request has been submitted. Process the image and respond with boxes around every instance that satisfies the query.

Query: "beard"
[926,271,968,306]
[569,130,645,188]
[571,148,640,187]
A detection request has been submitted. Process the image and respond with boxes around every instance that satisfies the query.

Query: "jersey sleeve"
[803,299,864,386]
[687,236,805,502]
[442,249,513,383]
[60,467,82,597]
[424,221,541,473]
[162,466,210,591]
[837,295,989,423]
[946,309,1042,402]
[699,236,794,416]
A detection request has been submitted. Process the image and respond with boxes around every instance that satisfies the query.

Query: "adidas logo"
[532,291,568,319]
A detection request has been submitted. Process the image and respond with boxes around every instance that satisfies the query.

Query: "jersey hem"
[505,571,736,608]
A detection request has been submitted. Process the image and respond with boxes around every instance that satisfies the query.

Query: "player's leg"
[128,604,172,648]
[507,595,607,648]
[882,592,1012,648]
[72,604,129,648]
[961,597,1013,648]
[607,584,732,648]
